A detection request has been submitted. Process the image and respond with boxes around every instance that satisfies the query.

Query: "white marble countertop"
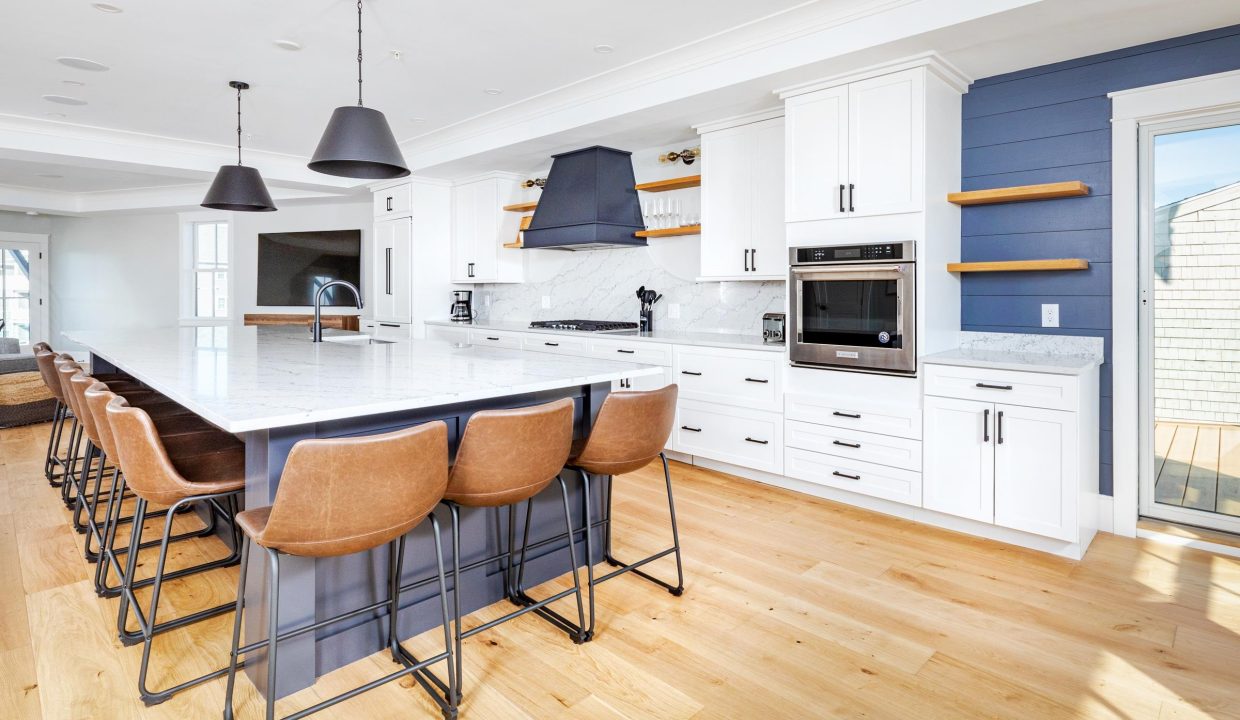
[426,319,785,353]
[921,347,1102,375]
[65,326,661,434]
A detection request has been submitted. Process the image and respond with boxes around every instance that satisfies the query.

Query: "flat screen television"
[256,230,362,307]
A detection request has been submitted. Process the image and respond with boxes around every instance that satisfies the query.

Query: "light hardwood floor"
[5,421,1240,719]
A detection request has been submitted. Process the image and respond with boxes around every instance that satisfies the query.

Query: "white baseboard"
[1097,495,1115,534]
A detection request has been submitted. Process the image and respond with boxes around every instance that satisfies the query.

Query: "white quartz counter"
[426,319,784,353]
[921,332,1105,376]
[65,326,661,433]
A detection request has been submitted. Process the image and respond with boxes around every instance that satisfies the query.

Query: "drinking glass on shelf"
[669,198,682,229]
[654,197,667,230]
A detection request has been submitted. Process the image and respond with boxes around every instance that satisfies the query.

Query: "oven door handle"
[791,264,907,276]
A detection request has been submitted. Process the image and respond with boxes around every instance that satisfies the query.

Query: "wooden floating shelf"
[947,181,1089,206]
[634,224,701,238]
[947,259,1090,273]
[502,201,539,213]
[635,175,702,193]
[504,215,533,248]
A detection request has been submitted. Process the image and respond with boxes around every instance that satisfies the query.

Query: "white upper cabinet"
[698,115,785,280]
[372,216,412,323]
[784,67,925,223]
[373,183,413,219]
[451,175,524,284]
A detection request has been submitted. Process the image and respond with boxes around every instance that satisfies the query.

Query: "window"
[192,221,229,319]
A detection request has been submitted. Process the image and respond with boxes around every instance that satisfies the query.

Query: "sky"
[1154,122,1240,207]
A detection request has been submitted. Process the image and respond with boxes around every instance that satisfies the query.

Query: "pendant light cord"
[235,85,243,166]
[357,0,364,106]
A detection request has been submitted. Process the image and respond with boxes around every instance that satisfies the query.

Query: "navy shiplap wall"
[961,24,1240,496]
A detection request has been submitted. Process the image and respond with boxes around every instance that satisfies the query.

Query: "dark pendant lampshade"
[202,164,276,212]
[308,105,410,179]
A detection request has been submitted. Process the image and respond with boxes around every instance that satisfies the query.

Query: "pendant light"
[307,0,410,179]
[201,81,277,212]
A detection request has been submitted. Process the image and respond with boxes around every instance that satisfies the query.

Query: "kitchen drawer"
[522,333,590,356]
[784,394,921,440]
[784,420,921,472]
[589,338,673,366]
[784,447,922,507]
[374,183,413,217]
[426,325,470,344]
[674,346,782,411]
[924,363,1079,412]
[372,321,411,341]
[675,400,782,474]
[468,329,522,350]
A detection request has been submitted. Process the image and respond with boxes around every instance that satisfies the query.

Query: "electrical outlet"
[1041,303,1060,328]
[667,303,681,319]
[540,295,551,309]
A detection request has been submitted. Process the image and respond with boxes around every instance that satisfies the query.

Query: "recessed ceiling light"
[91,2,123,12]
[57,56,109,72]
[36,173,64,179]
[43,94,87,106]
[593,44,615,54]
[25,211,39,216]
[44,112,67,119]
[274,39,302,51]
[62,79,86,86]
[410,117,426,123]
[483,88,503,95]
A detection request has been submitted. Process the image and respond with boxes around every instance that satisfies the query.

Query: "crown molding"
[693,107,785,135]
[775,51,973,98]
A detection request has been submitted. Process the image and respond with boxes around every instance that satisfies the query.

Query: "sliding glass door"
[1139,114,1240,532]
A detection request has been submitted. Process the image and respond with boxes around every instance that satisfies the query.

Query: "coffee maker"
[449,290,475,322]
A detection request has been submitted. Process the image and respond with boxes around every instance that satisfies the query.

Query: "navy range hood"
[522,146,647,250]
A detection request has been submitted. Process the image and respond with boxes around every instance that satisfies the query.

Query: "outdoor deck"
[1153,421,1240,517]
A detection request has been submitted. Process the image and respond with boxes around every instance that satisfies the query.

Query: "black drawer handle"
[544,342,559,347]
[485,336,500,341]
[832,440,861,449]
[681,370,702,376]
[833,470,861,481]
[378,323,400,328]
[681,425,702,432]
[975,382,1014,390]
[744,437,769,445]
[617,349,635,354]
[744,377,769,384]
[832,411,861,419]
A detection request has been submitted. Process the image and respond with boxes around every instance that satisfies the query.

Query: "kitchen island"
[64,325,662,701]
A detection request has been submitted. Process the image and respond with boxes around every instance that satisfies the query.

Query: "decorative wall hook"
[659,146,701,165]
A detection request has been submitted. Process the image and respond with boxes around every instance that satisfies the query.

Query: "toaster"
[762,312,786,344]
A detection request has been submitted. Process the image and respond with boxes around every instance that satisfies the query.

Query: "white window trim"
[178,210,231,326]
[1109,67,1240,537]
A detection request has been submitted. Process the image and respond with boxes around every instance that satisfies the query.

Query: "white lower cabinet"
[522,334,590,357]
[785,420,921,472]
[674,346,782,412]
[784,448,921,506]
[922,396,994,523]
[467,329,522,349]
[992,404,1078,542]
[426,325,469,344]
[676,400,783,474]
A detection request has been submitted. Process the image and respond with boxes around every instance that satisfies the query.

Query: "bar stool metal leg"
[598,453,685,595]
[44,401,69,485]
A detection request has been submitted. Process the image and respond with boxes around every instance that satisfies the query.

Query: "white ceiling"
[0,0,809,156]
[0,157,201,193]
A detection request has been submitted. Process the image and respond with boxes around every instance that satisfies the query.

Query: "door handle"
[744,377,768,384]
[681,425,702,432]
[848,183,855,212]
[744,437,769,445]
[832,411,861,419]
[832,471,861,481]
[681,370,702,376]
[751,248,757,272]
[975,383,1013,390]
[744,248,750,272]
[385,196,393,212]
[617,349,635,354]
[832,440,861,449]
[997,410,1005,445]
[839,184,845,213]
[385,247,392,295]
[983,408,990,443]
[485,336,500,341]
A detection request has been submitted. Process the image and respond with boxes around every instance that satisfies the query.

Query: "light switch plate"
[540,295,551,309]
[1041,303,1060,328]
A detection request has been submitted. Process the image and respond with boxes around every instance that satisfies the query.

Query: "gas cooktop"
[528,320,639,332]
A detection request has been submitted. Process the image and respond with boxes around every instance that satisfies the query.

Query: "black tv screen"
[256,230,362,307]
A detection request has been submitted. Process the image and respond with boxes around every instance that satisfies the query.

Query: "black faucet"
[311,280,363,342]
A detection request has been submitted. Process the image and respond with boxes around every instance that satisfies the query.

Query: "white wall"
[49,212,180,350]
[229,198,373,318]
[0,210,53,235]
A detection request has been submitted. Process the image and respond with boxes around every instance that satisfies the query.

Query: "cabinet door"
[847,69,923,217]
[993,404,1078,541]
[450,183,477,283]
[386,216,412,323]
[470,180,500,282]
[922,396,994,523]
[699,127,752,278]
[784,86,848,223]
[371,220,396,321]
[748,117,786,279]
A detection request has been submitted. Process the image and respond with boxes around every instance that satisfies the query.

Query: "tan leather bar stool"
[106,395,247,706]
[222,422,456,720]
[83,381,233,597]
[436,397,585,705]
[34,348,72,485]
[553,385,683,641]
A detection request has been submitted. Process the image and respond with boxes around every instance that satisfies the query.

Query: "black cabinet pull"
[385,195,393,212]
[832,440,861,449]
[616,349,635,354]
[379,323,400,328]
[976,382,1013,390]
[544,342,559,347]
[467,262,474,278]
[743,248,750,272]
[832,411,861,419]
[848,183,855,212]
[744,437,769,445]
[839,184,845,213]
[997,410,1005,445]
[681,425,702,432]
[485,336,500,341]
[681,370,702,376]
[751,248,757,272]
[983,408,990,443]
[385,247,392,295]
[744,377,768,384]
[833,470,861,480]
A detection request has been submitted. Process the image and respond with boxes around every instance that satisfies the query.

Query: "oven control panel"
[794,242,911,264]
